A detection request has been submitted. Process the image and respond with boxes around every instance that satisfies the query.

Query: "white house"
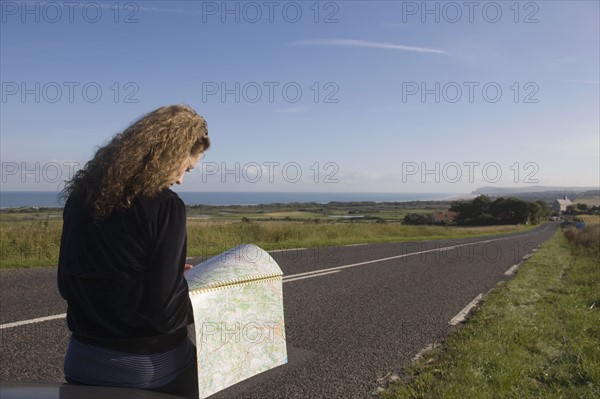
[553,195,573,213]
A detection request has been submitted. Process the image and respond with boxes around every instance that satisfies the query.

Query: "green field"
[184,201,444,222]
[573,195,600,208]
[576,215,600,225]
[0,202,538,268]
[184,220,536,259]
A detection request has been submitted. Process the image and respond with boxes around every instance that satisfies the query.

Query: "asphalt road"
[0,223,557,398]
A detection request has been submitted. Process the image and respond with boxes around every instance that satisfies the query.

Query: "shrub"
[564,224,600,256]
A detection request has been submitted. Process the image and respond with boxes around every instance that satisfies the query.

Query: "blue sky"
[1,0,598,194]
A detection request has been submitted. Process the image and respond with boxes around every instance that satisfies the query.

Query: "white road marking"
[505,248,538,276]
[283,270,341,283]
[282,268,341,280]
[0,313,66,330]
[504,264,521,276]
[281,233,531,280]
[186,246,308,260]
[0,270,341,330]
[1,230,543,330]
[449,294,483,326]
[269,248,307,253]
[412,341,442,362]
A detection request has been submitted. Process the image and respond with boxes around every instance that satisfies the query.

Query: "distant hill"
[470,186,600,203]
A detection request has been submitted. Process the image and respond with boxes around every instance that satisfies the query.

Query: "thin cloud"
[289,39,447,55]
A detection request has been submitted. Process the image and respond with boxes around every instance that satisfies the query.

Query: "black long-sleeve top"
[57,188,194,354]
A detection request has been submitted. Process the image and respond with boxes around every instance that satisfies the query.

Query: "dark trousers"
[149,349,199,399]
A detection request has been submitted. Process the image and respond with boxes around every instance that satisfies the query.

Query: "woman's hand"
[184,263,193,271]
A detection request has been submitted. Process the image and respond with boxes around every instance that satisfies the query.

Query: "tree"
[403,213,431,225]
[489,197,529,224]
[535,200,552,220]
[566,205,579,215]
[450,195,493,225]
[491,197,510,223]
[509,198,532,224]
[528,201,543,224]
[453,195,545,225]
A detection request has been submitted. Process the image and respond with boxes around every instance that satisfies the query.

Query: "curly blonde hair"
[61,104,210,219]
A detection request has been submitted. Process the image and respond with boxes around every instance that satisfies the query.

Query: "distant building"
[431,211,459,224]
[553,195,573,213]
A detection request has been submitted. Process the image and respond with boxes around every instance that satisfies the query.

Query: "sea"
[0,191,459,209]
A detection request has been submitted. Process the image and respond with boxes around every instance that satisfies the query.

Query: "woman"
[57,104,210,398]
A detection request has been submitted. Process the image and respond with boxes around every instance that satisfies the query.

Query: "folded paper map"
[184,244,287,398]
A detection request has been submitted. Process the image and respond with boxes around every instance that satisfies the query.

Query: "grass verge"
[379,226,600,399]
[0,218,537,269]
[185,221,536,259]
